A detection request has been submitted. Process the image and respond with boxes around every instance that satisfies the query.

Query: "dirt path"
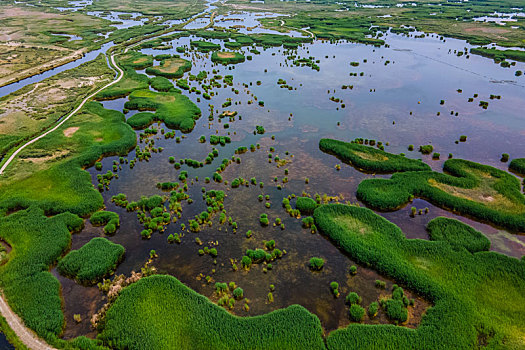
[279,19,315,38]
[0,293,56,350]
[0,54,123,175]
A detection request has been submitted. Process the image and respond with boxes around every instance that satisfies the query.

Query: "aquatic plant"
[349,305,365,322]
[57,237,124,285]
[319,139,430,173]
[509,158,525,176]
[309,257,324,271]
[314,204,525,348]
[296,197,318,215]
[345,292,362,305]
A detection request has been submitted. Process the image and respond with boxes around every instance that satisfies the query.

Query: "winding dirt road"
[0,54,123,175]
[0,293,56,350]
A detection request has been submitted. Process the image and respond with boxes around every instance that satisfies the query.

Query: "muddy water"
[60,29,525,339]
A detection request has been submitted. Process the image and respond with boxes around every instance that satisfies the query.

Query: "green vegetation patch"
[282,15,383,46]
[0,102,136,217]
[190,40,221,51]
[250,33,312,47]
[57,237,125,285]
[211,51,246,65]
[0,207,83,342]
[124,89,201,132]
[509,158,525,176]
[313,204,525,349]
[95,60,150,100]
[90,211,120,234]
[224,41,242,49]
[118,51,154,69]
[319,138,430,173]
[146,57,192,79]
[1,54,113,156]
[150,76,176,92]
[355,158,525,232]
[470,47,525,63]
[98,275,325,349]
[296,197,318,215]
[427,217,490,253]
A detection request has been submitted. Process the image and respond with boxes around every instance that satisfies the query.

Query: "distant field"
[0,54,113,158]
[0,5,113,86]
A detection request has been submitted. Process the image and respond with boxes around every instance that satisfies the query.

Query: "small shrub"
[309,257,324,271]
[349,305,365,322]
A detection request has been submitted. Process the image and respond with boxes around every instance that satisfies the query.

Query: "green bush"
[384,299,408,323]
[349,305,365,322]
[57,237,125,284]
[419,145,434,154]
[309,257,324,271]
[296,197,318,215]
[509,158,525,176]
[368,302,379,318]
[90,211,120,234]
[345,292,361,305]
[233,287,244,300]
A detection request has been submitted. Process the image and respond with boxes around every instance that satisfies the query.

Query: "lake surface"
[48,25,525,340]
[2,2,519,338]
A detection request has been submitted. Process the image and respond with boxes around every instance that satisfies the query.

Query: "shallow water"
[0,333,14,350]
[0,42,113,98]
[52,19,525,341]
[86,11,149,29]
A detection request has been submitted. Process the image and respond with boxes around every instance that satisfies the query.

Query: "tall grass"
[124,89,201,133]
[57,237,125,285]
[98,275,325,349]
[0,207,83,342]
[313,204,525,349]
[356,159,525,232]
[426,217,490,253]
[319,139,430,173]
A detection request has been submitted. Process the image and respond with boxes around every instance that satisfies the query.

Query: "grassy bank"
[98,275,325,349]
[355,159,525,232]
[313,204,525,349]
